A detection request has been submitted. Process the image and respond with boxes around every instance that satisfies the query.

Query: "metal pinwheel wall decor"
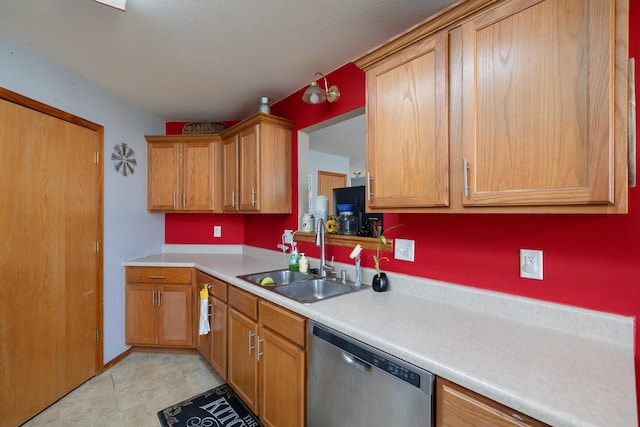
[111,142,137,176]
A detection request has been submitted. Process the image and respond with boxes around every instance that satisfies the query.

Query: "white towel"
[199,298,210,335]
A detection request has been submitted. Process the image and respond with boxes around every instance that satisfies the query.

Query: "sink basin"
[275,278,364,303]
[237,269,367,303]
[238,269,312,287]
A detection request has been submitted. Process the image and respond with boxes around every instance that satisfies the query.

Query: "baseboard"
[101,347,132,373]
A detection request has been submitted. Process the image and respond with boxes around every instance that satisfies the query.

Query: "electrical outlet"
[520,249,543,280]
[394,239,415,262]
[213,225,222,238]
[283,229,294,244]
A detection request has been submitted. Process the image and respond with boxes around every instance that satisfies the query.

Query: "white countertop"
[124,246,637,427]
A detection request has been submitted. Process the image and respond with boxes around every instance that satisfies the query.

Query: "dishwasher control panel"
[371,355,421,388]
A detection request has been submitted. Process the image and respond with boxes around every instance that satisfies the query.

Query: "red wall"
[166,7,640,416]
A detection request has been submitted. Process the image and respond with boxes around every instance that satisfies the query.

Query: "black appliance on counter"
[332,185,383,237]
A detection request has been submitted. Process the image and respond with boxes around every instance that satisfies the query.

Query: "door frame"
[0,87,105,372]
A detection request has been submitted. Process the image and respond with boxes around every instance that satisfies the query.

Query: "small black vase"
[372,272,389,292]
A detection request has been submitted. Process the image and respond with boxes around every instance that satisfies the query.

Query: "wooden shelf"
[293,232,393,253]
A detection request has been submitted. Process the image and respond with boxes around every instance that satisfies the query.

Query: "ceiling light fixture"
[93,0,127,11]
[302,72,340,104]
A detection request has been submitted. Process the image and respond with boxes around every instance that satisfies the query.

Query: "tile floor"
[21,352,224,427]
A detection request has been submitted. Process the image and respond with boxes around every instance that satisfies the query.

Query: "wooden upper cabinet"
[459,0,622,209]
[356,0,628,213]
[146,134,222,212]
[223,133,240,211]
[239,124,260,211]
[222,113,294,213]
[183,140,220,211]
[147,141,181,211]
[366,31,449,209]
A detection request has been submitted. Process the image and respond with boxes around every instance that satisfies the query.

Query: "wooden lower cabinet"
[195,271,228,379]
[210,296,228,379]
[125,267,194,347]
[228,307,260,410]
[436,377,548,427]
[227,287,306,427]
[258,310,305,427]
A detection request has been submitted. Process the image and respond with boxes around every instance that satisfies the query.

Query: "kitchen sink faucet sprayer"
[315,217,334,277]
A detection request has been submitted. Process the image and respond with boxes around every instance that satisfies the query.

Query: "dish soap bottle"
[299,253,309,273]
[288,243,299,271]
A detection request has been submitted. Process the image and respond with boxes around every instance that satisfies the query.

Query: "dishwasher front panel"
[308,321,434,427]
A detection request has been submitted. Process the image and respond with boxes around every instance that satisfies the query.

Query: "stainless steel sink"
[237,269,367,303]
[276,278,365,304]
[238,269,312,287]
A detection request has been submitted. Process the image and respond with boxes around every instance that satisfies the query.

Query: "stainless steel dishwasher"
[308,321,435,427]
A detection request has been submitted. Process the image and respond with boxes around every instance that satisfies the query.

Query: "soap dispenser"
[288,242,299,271]
[299,253,309,273]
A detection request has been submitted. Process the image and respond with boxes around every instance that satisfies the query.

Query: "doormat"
[157,383,262,427]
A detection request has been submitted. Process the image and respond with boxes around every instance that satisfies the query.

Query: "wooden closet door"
[0,95,101,426]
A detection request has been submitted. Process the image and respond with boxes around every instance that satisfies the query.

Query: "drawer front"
[126,267,192,284]
[229,286,258,321]
[196,271,228,302]
[205,277,228,302]
[259,300,306,347]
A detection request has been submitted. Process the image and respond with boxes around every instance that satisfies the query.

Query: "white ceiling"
[0,0,458,121]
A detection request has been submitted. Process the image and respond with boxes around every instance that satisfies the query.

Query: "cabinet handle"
[367,172,373,201]
[231,190,236,207]
[148,275,165,279]
[182,193,186,208]
[257,336,264,361]
[172,193,177,208]
[151,289,155,306]
[511,413,524,422]
[248,331,255,354]
[463,158,469,197]
[157,289,161,306]
[251,188,256,206]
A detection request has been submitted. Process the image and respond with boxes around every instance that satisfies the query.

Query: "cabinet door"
[183,141,217,211]
[147,142,181,211]
[158,285,193,346]
[239,124,260,211]
[196,297,211,361]
[460,0,615,207]
[436,378,548,426]
[125,284,158,345]
[228,308,259,412]
[258,327,305,427]
[210,297,228,380]
[366,31,449,209]
[223,134,239,212]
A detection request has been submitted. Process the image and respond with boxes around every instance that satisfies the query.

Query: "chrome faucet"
[315,218,334,277]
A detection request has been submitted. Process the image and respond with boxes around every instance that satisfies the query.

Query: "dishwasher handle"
[342,351,371,373]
